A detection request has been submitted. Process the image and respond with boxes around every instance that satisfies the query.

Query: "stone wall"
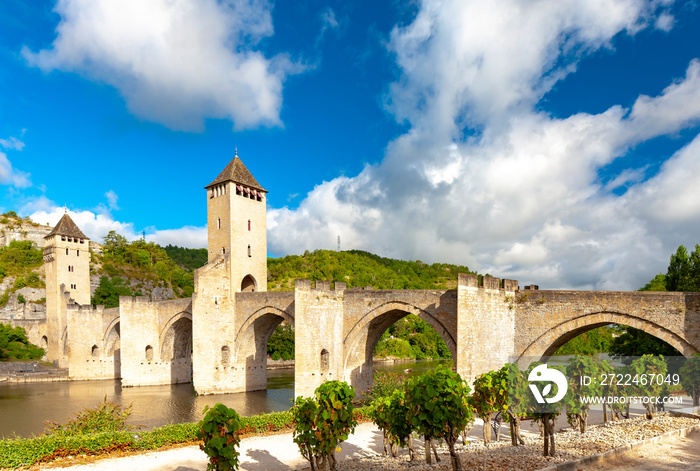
[340,286,458,396]
[66,304,120,380]
[513,290,700,360]
[456,274,518,384]
[120,296,192,387]
[294,280,344,398]
[192,255,236,394]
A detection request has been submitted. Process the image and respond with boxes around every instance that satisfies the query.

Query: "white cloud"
[23,0,301,131]
[0,137,25,151]
[268,0,700,290]
[104,190,119,211]
[27,202,206,248]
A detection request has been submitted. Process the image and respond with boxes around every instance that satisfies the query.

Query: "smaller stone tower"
[43,212,90,367]
[205,152,267,292]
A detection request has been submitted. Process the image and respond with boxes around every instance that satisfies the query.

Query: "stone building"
[3,153,698,398]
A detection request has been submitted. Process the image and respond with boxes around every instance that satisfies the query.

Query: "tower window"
[66,248,69,255]
[248,220,251,231]
[61,236,66,241]
[77,250,79,256]
[248,245,251,257]
[217,218,221,229]
[80,239,84,244]
[222,247,226,254]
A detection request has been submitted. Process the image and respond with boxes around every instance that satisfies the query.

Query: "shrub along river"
[0,359,449,438]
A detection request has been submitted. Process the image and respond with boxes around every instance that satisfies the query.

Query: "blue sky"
[1,0,700,290]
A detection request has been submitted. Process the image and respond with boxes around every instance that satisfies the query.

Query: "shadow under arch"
[343,300,456,393]
[103,317,121,348]
[159,311,193,384]
[517,311,699,364]
[159,311,193,350]
[233,306,295,392]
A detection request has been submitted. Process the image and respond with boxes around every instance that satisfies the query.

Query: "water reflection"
[0,359,450,438]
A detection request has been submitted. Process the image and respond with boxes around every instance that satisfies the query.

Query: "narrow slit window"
[248,245,251,257]
[217,218,221,229]
[248,220,251,231]
[66,248,69,255]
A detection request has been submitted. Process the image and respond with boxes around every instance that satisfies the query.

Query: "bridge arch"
[234,306,294,391]
[343,301,456,393]
[518,311,699,361]
[159,312,193,361]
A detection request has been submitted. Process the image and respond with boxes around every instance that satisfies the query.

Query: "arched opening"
[104,321,121,378]
[518,312,696,362]
[343,303,456,396]
[221,346,231,365]
[235,308,294,392]
[161,317,193,361]
[91,345,99,358]
[61,328,69,356]
[241,275,257,292]
[320,349,330,373]
[40,336,48,361]
[145,345,154,361]
[160,314,193,383]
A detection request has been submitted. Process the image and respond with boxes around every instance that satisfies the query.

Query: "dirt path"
[583,431,700,471]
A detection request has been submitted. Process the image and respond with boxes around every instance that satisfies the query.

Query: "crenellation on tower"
[43,213,91,367]
[205,154,267,293]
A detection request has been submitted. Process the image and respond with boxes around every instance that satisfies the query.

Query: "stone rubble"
[327,415,700,471]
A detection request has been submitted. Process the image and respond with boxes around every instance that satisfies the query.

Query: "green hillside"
[267,249,475,291]
[92,232,196,307]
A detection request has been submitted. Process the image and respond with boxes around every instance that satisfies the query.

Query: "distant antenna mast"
[337,235,341,252]
[142,230,146,241]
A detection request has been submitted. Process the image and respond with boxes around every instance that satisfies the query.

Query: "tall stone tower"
[205,152,268,292]
[43,212,90,367]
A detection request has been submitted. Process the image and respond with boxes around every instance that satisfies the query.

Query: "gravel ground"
[323,415,700,471]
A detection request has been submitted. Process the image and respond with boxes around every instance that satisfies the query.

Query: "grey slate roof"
[46,214,89,240]
[205,156,267,192]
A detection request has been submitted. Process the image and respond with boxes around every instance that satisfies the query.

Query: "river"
[0,359,449,438]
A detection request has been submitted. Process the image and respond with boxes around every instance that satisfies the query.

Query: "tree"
[564,355,606,433]
[470,368,508,445]
[405,364,474,471]
[679,354,700,407]
[292,380,357,471]
[0,324,44,360]
[503,363,527,446]
[267,323,294,360]
[92,276,134,308]
[527,363,565,457]
[626,355,668,419]
[665,244,700,291]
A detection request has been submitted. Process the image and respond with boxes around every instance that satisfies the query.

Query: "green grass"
[0,407,372,469]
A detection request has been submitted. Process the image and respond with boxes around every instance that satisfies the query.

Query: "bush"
[45,397,136,436]
[405,364,474,471]
[292,380,357,471]
[0,324,44,360]
[198,403,243,471]
[364,371,407,404]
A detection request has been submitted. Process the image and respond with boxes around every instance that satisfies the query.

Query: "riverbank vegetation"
[0,324,44,361]
[0,395,372,469]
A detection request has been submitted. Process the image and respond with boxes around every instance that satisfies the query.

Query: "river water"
[0,359,449,438]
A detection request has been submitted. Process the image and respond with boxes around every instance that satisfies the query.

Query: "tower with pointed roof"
[205,151,267,293]
[43,212,91,366]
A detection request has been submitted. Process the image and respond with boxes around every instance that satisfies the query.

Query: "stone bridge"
[57,271,700,398]
[188,271,700,397]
